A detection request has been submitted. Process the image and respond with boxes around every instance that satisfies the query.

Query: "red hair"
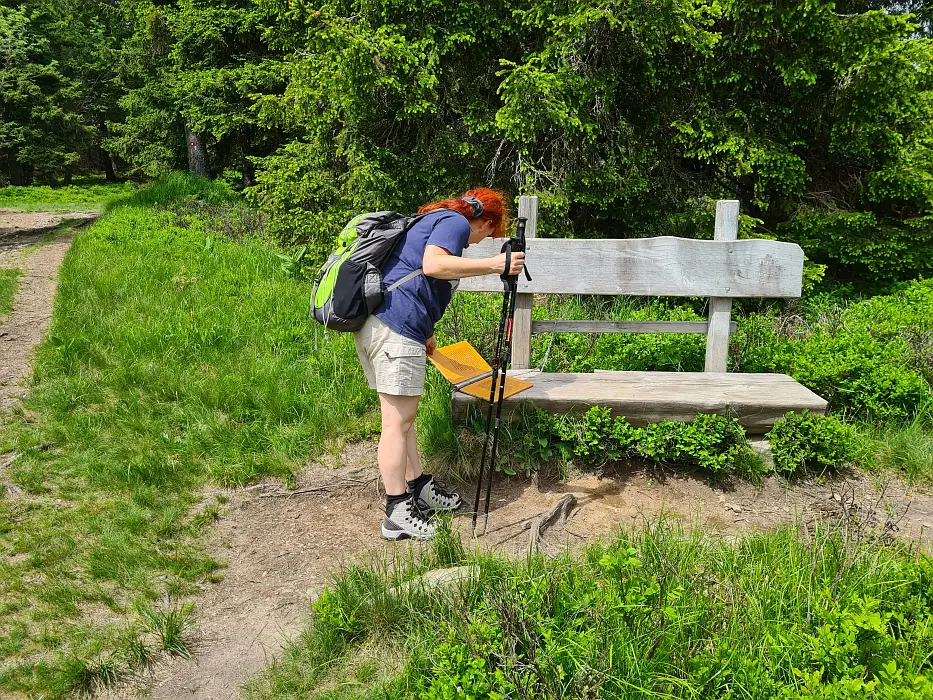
[418,187,510,238]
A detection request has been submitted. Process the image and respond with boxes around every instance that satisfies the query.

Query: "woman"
[354,188,525,540]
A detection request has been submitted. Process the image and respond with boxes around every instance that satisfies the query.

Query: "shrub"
[493,407,762,478]
[733,280,933,423]
[767,411,857,476]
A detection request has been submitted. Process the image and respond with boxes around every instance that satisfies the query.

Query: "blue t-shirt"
[375,210,471,344]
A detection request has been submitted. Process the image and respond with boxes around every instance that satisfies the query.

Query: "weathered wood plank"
[705,200,739,372]
[458,236,803,297]
[531,320,738,335]
[450,371,828,433]
[512,196,537,370]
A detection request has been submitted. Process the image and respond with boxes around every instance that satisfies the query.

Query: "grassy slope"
[0,181,138,211]
[0,269,20,318]
[0,178,375,696]
[246,523,933,699]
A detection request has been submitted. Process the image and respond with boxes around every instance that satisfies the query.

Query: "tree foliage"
[0,0,125,184]
[2,0,932,285]
[245,0,933,284]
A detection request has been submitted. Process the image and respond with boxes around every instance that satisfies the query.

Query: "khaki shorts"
[353,315,426,396]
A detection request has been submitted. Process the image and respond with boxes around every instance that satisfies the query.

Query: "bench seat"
[451,370,828,434]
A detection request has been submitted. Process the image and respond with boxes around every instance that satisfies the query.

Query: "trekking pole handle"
[500,218,532,282]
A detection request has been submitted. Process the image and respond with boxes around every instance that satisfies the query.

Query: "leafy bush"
[482,407,762,478]
[437,286,932,427]
[767,411,857,477]
[530,295,708,373]
[734,280,933,422]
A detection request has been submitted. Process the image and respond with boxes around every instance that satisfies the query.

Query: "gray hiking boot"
[408,475,463,513]
[382,495,437,541]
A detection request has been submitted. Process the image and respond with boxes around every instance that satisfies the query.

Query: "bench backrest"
[457,197,805,372]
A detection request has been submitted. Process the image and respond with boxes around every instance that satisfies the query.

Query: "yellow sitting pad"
[428,341,490,384]
[429,341,533,400]
[458,374,534,400]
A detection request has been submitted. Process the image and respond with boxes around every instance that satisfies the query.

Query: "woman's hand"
[426,335,437,356]
[493,251,525,275]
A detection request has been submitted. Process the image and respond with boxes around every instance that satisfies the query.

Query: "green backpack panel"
[311,211,425,332]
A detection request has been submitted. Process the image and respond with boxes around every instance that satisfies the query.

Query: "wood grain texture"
[511,196,537,370]
[457,236,803,297]
[531,320,738,335]
[450,371,828,433]
[705,200,739,372]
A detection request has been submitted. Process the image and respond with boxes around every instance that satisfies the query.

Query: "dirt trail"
[0,209,98,412]
[106,440,933,700]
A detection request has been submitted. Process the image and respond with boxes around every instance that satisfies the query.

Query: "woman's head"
[418,187,510,240]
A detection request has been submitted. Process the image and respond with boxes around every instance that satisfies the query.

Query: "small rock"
[392,566,480,596]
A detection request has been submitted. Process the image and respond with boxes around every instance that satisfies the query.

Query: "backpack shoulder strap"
[386,267,423,292]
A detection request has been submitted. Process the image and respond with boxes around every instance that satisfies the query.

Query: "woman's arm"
[422,244,525,280]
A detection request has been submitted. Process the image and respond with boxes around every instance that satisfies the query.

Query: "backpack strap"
[386,267,423,292]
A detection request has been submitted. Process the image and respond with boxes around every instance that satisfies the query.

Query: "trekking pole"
[471,284,511,534]
[472,218,532,535]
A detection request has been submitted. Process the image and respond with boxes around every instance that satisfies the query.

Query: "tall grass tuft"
[105,172,238,211]
[138,602,196,658]
[246,522,933,699]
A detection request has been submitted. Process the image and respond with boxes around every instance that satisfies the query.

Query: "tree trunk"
[185,124,209,178]
[100,146,117,182]
[238,130,255,188]
[242,157,256,188]
[9,156,25,186]
[63,170,73,186]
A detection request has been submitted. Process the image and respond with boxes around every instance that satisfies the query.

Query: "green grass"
[104,171,238,211]
[0,269,20,318]
[854,406,933,484]
[0,176,377,696]
[0,181,138,211]
[245,522,933,699]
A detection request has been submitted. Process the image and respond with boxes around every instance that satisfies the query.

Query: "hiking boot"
[382,495,437,541]
[408,474,463,513]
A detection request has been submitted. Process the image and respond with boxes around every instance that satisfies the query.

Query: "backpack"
[311,211,426,332]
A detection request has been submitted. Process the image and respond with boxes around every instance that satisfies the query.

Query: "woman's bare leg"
[406,426,424,482]
[377,393,420,496]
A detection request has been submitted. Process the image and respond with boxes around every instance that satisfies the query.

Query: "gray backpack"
[311,211,426,332]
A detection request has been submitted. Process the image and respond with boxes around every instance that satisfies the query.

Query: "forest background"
[2,0,933,289]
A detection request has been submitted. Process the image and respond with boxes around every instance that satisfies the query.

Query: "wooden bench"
[450,196,828,434]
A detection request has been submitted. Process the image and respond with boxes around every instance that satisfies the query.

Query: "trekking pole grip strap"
[501,244,512,282]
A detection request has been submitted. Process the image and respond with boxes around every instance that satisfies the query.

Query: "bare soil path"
[0,209,98,412]
[105,440,933,700]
